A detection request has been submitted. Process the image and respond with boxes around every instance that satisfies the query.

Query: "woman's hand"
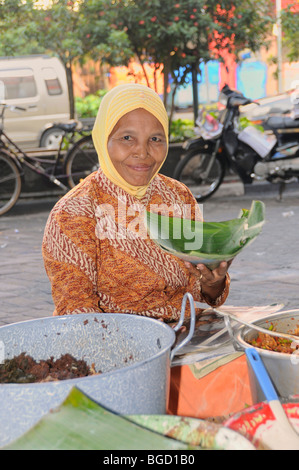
[184,260,232,303]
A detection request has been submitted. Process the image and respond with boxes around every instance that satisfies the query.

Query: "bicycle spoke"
[65,136,99,188]
[174,152,225,201]
[0,173,20,185]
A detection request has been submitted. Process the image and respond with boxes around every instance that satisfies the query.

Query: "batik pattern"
[42,169,230,321]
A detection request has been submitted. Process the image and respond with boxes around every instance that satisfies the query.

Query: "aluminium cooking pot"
[0,293,195,448]
[229,310,299,403]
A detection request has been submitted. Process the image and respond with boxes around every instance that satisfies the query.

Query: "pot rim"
[0,313,177,388]
[235,311,299,360]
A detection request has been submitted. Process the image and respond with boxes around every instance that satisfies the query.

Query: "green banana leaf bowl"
[146,200,265,269]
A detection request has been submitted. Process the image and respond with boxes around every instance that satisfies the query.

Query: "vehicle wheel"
[0,152,22,216]
[40,127,64,149]
[173,149,225,202]
[64,135,99,188]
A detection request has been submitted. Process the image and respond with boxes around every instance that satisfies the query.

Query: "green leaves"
[146,200,265,269]
[4,388,194,450]
[75,90,107,118]
[169,118,196,143]
[281,4,299,62]
[3,387,253,450]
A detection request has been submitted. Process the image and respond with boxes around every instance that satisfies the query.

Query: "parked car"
[0,55,71,148]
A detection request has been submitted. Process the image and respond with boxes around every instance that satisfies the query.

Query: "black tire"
[173,148,225,202]
[0,152,22,216]
[64,135,99,188]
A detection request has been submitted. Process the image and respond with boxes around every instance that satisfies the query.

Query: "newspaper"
[238,126,277,158]
[172,303,284,367]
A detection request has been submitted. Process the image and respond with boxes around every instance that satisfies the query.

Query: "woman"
[42,83,230,321]
[42,84,253,420]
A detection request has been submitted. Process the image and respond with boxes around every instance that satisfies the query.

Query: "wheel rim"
[0,155,21,215]
[66,139,99,187]
[178,153,223,199]
[41,130,64,149]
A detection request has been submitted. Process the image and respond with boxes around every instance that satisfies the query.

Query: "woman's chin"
[122,170,154,187]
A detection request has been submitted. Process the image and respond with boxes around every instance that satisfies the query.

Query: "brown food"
[249,327,299,354]
[0,352,99,384]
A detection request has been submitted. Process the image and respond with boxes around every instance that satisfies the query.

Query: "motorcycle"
[173,85,299,201]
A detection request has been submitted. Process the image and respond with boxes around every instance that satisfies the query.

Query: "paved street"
[0,182,299,327]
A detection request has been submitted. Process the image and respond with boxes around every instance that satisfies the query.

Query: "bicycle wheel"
[64,135,99,188]
[0,152,22,216]
[173,149,225,202]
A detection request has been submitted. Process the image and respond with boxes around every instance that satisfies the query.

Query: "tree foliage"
[281,4,299,63]
[107,0,274,114]
[0,0,275,118]
[0,0,132,117]
[26,0,132,117]
[0,0,39,55]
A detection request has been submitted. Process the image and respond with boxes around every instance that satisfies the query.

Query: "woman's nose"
[134,141,149,159]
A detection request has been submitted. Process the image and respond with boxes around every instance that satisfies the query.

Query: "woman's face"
[107,108,167,186]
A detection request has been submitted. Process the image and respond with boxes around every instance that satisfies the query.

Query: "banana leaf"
[3,387,253,450]
[4,388,190,451]
[146,200,265,269]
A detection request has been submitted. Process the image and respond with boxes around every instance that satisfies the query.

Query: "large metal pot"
[0,293,195,448]
[231,310,299,403]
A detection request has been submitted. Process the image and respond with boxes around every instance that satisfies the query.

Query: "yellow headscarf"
[92,83,169,199]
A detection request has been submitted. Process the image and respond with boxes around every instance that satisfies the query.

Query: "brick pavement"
[0,184,299,327]
[0,199,56,326]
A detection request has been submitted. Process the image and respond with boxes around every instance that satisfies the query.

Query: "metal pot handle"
[223,315,244,352]
[170,293,196,360]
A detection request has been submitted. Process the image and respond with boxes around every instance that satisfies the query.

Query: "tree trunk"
[191,63,199,123]
[163,59,170,109]
[168,81,179,130]
[135,49,150,88]
[65,61,75,119]
[153,63,158,93]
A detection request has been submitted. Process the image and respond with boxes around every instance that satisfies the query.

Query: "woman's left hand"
[184,260,232,302]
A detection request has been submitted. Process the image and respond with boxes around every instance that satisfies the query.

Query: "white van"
[0,55,71,148]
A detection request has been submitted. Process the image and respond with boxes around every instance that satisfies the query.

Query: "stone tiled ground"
[1,183,299,327]
[0,199,56,325]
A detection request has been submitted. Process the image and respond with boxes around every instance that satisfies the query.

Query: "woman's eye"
[151,136,160,142]
[122,135,132,141]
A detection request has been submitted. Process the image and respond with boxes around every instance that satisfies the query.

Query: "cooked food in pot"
[249,326,299,354]
[0,353,99,384]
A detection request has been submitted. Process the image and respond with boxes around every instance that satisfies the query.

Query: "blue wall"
[236,61,267,100]
[174,59,268,107]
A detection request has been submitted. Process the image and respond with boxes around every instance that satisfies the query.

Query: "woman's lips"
[128,164,152,172]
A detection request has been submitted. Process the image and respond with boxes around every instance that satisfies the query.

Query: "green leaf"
[3,387,253,450]
[146,200,265,269]
[4,388,195,450]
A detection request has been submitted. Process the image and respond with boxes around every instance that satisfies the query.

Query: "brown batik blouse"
[42,169,230,322]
